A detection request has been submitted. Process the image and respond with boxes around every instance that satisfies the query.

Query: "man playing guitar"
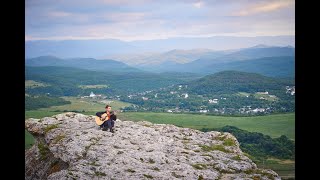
[95,105,117,133]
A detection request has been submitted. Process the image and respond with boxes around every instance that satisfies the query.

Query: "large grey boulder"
[25,112,280,180]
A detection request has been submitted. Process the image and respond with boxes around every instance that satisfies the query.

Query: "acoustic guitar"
[95,113,109,126]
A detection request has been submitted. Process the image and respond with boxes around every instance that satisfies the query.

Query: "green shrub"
[223,138,236,146]
[44,124,58,133]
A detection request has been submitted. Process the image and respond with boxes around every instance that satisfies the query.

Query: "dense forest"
[201,126,295,160]
[25,95,71,110]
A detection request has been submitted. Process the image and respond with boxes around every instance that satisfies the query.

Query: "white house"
[182,93,188,98]
[89,92,96,97]
[200,109,209,113]
[209,99,218,104]
[257,91,269,95]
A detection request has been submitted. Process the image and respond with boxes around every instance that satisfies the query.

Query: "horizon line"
[25,34,295,42]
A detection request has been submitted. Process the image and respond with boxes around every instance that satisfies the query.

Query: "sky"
[25,0,295,41]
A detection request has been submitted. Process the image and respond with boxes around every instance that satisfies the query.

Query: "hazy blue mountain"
[216,46,295,62]
[182,46,295,69]
[139,46,295,77]
[25,39,139,59]
[130,36,294,52]
[204,56,295,78]
[26,36,294,58]
[26,56,141,72]
[107,49,227,66]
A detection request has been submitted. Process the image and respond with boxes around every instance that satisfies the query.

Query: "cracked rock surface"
[25,112,280,180]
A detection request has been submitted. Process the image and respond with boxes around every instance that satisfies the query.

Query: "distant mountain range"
[25,56,142,73]
[26,35,294,59]
[137,45,295,77]
[26,44,295,78]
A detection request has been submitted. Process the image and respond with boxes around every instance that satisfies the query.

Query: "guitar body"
[95,113,108,125]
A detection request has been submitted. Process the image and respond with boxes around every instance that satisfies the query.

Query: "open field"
[254,93,279,101]
[25,80,48,88]
[36,96,132,113]
[255,158,295,180]
[26,97,132,119]
[78,84,109,89]
[118,112,295,139]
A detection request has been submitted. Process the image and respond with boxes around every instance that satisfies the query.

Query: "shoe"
[102,127,108,131]
[110,128,114,133]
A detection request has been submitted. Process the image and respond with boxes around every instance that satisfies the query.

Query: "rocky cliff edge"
[25,112,280,180]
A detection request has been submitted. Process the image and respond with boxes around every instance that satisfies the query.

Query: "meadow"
[118,112,295,139]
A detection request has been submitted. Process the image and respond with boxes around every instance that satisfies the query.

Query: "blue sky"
[25,0,295,41]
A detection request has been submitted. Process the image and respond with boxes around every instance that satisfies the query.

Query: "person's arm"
[96,111,105,118]
[110,111,117,121]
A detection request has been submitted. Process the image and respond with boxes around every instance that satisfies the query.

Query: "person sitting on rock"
[96,105,117,133]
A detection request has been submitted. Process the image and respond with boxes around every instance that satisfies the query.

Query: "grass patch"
[201,154,214,159]
[198,175,204,180]
[89,161,100,166]
[53,134,65,144]
[172,172,184,178]
[143,174,153,179]
[94,171,106,176]
[199,144,231,153]
[148,158,155,164]
[191,164,208,170]
[151,167,160,171]
[232,155,242,161]
[223,138,236,146]
[44,124,59,133]
[126,169,136,173]
[214,135,227,141]
[38,142,50,160]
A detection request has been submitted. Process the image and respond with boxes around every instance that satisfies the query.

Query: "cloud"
[100,0,149,5]
[105,12,146,22]
[25,0,294,41]
[232,0,294,16]
[48,11,72,17]
[193,1,204,8]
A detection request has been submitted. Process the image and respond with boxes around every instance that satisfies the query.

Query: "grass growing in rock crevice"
[199,144,232,153]
[44,124,59,133]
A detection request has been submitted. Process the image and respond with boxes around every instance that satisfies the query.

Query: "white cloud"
[232,0,294,16]
[48,11,71,17]
[105,12,146,22]
[193,1,204,8]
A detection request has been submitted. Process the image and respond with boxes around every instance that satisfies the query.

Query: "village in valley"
[84,84,295,115]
